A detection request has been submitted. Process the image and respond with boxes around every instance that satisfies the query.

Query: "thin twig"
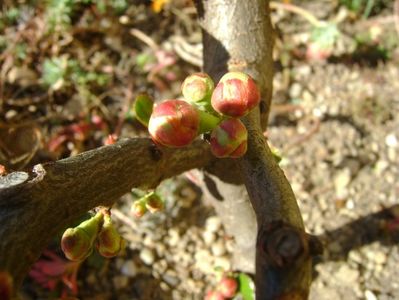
[270,1,323,27]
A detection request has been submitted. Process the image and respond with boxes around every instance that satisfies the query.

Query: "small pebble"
[113,275,129,289]
[211,241,226,257]
[140,248,155,265]
[121,260,138,277]
[385,133,398,148]
[365,290,378,300]
[163,270,180,287]
[205,216,222,233]
[213,256,231,271]
[167,228,180,247]
[202,231,216,245]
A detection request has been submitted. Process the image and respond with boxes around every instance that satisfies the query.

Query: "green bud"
[145,192,164,213]
[97,215,125,258]
[131,200,147,218]
[182,73,214,111]
[61,213,103,261]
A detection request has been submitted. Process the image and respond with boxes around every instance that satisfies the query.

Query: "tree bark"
[197,1,315,299]
[0,138,213,290]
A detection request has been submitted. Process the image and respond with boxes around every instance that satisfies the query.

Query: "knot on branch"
[257,221,323,268]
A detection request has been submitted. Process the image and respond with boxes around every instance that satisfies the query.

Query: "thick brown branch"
[198,0,314,298]
[0,138,212,289]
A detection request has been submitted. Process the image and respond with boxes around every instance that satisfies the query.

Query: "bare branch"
[197,0,315,298]
[0,138,212,288]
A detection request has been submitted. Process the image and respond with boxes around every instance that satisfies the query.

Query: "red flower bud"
[211,71,260,117]
[0,271,12,300]
[97,215,125,258]
[218,277,238,298]
[210,118,247,158]
[148,100,200,147]
[61,213,103,261]
[145,193,164,213]
[131,200,147,218]
[182,73,214,110]
[205,290,225,300]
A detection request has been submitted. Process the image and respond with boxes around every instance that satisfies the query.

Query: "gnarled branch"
[0,138,212,289]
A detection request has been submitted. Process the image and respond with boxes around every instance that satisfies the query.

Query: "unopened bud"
[218,276,238,298]
[104,134,117,145]
[211,71,260,117]
[61,213,103,261]
[97,215,125,258]
[145,193,164,213]
[182,73,214,111]
[210,118,247,158]
[148,100,200,147]
[131,200,147,218]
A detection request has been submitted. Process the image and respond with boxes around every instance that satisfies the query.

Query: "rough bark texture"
[197,0,313,299]
[0,138,213,290]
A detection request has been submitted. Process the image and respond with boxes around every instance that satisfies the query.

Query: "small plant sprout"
[61,212,103,262]
[96,214,125,258]
[182,72,215,111]
[148,99,201,147]
[210,118,248,158]
[211,71,260,118]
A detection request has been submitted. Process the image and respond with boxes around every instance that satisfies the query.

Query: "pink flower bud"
[104,134,117,145]
[61,213,103,261]
[218,277,238,298]
[97,215,125,258]
[211,71,260,117]
[210,118,247,158]
[182,73,214,110]
[0,271,12,300]
[205,290,225,300]
[148,100,200,147]
[131,200,147,218]
[145,193,164,213]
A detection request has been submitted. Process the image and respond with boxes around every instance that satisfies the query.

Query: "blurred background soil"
[0,0,398,299]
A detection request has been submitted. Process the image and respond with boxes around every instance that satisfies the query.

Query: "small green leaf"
[132,93,154,127]
[238,273,255,300]
[311,23,340,50]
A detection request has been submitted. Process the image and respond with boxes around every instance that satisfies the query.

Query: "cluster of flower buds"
[142,71,260,159]
[61,210,125,261]
[205,276,238,300]
[131,191,164,218]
